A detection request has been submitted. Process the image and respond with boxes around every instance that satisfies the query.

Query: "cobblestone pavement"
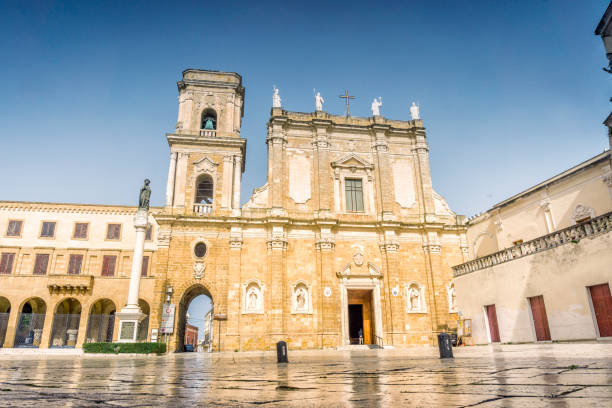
[0,343,611,407]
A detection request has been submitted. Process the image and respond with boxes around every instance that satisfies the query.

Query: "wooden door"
[485,304,500,342]
[529,295,551,341]
[589,284,612,337]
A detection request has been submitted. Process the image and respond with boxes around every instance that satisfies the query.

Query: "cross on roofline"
[339,90,355,116]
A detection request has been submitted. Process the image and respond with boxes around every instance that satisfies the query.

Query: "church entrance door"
[347,290,373,345]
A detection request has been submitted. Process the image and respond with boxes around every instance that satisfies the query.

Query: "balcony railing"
[453,211,612,277]
[193,203,213,215]
[199,129,216,137]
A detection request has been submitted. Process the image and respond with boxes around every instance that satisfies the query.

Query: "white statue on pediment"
[410,102,420,120]
[371,97,382,116]
[315,91,324,111]
[272,85,281,108]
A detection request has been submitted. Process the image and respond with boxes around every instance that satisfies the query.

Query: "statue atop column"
[314,91,324,111]
[410,102,420,120]
[272,85,282,108]
[371,97,382,116]
[138,179,151,211]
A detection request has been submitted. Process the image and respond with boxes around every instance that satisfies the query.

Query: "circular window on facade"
[194,242,207,258]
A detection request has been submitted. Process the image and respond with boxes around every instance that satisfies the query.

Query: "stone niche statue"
[410,102,420,120]
[314,91,324,111]
[138,179,151,211]
[408,285,421,312]
[272,85,282,108]
[371,97,382,116]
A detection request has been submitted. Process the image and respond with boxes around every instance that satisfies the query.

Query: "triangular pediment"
[192,157,219,174]
[330,153,374,169]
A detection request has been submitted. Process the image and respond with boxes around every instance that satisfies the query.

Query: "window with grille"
[0,253,15,275]
[6,220,23,237]
[73,223,89,239]
[101,255,117,277]
[33,254,50,275]
[106,224,121,240]
[141,256,149,277]
[145,225,153,241]
[345,178,364,212]
[195,175,214,204]
[40,221,56,238]
[68,254,83,275]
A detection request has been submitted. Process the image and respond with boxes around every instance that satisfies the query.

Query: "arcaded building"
[453,151,612,344]
[0,69,467,351]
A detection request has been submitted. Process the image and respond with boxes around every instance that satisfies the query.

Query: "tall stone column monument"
[116,179,151,342]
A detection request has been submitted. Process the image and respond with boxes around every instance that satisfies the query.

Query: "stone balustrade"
[453,211,612,277]
[199,129,216,138]
[193,203,213,215]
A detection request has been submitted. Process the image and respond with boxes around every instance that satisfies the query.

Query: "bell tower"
[164,69,246,216]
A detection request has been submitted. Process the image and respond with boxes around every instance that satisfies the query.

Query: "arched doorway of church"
[176,284,213,352]
[14,297,46,347]
[0,297,10,347]
[86,299,116,343]
[50,298,82,348]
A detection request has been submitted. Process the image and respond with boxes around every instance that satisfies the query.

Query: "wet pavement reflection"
[0,343,611,407]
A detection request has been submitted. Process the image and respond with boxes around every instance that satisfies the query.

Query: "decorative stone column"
[116,208,148,342]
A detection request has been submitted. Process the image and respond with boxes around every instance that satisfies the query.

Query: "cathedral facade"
[0,69,468,352]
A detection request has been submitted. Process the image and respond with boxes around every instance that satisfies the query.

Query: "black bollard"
[276,341,288,363]
[437,333,454,359]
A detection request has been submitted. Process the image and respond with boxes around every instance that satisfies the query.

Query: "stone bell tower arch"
[164,69,246,217]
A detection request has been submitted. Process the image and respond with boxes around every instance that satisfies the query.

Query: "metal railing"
[14,313,46,347]
[193,203,213,215]
[49,314,81,348]
[0,313,8,347]
[86,314,115,343]
[453,211,612,277]
[137,316,149,341]
[199,129,216,138]
[374,335,384,348]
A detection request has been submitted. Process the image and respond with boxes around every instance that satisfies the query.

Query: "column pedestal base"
[116,306,146,343]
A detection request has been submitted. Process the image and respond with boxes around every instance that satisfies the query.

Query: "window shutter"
[33,254,49,275]
[102,255,116,277]
[7,220,23,236]
[74,223,88,239]
[0,253,15,275]
[68,254,83,275]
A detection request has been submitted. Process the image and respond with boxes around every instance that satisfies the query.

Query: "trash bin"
[276,341,288,363]
[437,333,454,359]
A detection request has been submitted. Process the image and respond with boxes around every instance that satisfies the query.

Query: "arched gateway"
[175,284,213,352]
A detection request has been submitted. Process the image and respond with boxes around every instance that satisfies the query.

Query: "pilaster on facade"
[315,226,336,251]
[267,227,288,251]
[229,226,243,250]
[422,231,442,254]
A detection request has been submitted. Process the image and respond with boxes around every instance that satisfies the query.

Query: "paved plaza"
[0,343,611,407]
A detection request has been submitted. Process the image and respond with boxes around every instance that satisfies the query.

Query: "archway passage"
[50,298,82,348]
[0,297,10,347]
[86,299,116,343]
[14,297,46,348]
[176,284,213,352]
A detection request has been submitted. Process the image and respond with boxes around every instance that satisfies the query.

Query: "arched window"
[195,174,214,204]
[201,109,217,130]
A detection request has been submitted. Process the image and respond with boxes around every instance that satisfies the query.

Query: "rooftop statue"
[272,85,282,108]
[138,179,151,211]
[410,102,420,120]
[314,91,324,111]
[371,97,382,116]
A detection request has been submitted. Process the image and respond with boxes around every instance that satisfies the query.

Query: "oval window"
[194,242,207,258]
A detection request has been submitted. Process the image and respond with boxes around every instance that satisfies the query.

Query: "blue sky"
[1,1,610,331]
